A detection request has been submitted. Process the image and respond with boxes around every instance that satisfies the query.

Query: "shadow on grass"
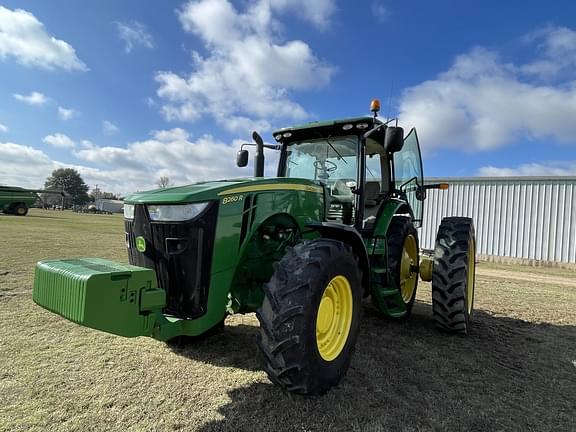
[167,321,262,372]
[187,301,575,432]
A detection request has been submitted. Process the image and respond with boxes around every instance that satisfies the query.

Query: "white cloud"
[371,1,388,21]
[262,0,336,30]
[1,128,278,193]
[74,128,246,184]
[103,120,119,135]
[156,0,334,133]
[0,6,87,71]
[520,26,576,80]
[0,141,144,192]
[115,21,154,53]
[0,123,7,133]
[43,133,75,149]
[13,91,48,106]
[479,162,576,177]
[399,27,576,151]
[57,106,79,120]
[0,142,56,188]
[73,128,280,191]
[151,127,190,142]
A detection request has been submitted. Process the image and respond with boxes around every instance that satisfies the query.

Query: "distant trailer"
[420,176,576,265]
[0,185,64,216]
[95,199,124,213]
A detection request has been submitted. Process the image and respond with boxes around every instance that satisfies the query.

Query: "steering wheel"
[313,160,338,172]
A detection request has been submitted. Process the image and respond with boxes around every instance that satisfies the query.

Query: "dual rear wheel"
[385,216,476,334]
[432,217,476,334]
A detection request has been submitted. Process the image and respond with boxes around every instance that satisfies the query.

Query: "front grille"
[125,202,218,319]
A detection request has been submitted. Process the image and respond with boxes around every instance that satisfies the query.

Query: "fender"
[306,221,370,292]
[372,197,413,237]
[229,212,302,313]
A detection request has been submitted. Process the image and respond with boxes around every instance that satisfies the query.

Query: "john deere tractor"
[33,100,476,395]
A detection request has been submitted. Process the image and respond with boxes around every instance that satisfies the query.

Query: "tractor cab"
[272,114,425,234]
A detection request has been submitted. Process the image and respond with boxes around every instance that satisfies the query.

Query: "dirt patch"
[478,268,576,288]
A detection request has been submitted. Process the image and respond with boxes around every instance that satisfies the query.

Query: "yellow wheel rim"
[316,275,353,362]
[399,234,418,303]
[467,239,476,314]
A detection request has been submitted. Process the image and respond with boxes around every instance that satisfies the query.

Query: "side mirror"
[384,126,404,153]
[236,149,249,167]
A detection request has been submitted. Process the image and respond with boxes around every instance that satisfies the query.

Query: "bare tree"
[156,176,171,189]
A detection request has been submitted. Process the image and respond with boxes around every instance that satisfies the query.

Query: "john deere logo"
[135,236,146,253]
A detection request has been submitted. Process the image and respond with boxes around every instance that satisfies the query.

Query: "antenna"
[386,80,394,122]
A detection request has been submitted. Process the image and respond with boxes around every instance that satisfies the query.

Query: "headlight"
[123,204,135,219]
[147,202,210,222]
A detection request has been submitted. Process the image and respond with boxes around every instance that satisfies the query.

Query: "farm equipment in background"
[72,204,114,215]
[33,100,476,395]
[0,185,65,216]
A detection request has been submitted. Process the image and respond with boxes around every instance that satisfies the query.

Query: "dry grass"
[1,209,575,432]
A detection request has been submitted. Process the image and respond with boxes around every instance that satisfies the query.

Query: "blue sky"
[1,0,576,194]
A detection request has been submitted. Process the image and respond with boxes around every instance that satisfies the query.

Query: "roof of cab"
[272,116,385,143]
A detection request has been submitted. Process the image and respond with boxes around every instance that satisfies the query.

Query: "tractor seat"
[364,182,380,207]
[363,181,381,230]
[332,179,354,197]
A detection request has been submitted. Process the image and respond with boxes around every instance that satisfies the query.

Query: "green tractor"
[33,101,476,395]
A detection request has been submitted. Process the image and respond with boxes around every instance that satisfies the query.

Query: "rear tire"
[15,204,28,216]
[8,203,28,216]
[386,216,419,318]
[256,239,362,395]
[432,217,476,334]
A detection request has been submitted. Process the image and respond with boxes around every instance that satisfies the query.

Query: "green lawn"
[1,209,574,431]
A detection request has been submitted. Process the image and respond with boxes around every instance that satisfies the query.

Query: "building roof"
[425,176,576,183]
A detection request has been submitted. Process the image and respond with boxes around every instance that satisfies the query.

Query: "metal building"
[419,177,576,264]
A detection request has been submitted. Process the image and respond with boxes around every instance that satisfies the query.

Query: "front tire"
[432,217,476,334]
[256,239,362,395]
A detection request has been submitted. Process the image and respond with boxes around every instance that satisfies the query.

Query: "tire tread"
[431,217,476,335]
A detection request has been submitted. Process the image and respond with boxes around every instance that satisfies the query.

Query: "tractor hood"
[125,177,324,204]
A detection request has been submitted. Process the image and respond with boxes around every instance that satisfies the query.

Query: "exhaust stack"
[253,131,265,177]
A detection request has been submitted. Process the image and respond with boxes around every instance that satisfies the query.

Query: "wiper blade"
[325,136,348,164]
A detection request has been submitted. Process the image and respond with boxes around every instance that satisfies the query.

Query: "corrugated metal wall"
[419,177,576,263]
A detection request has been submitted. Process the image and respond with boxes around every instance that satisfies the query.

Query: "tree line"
[40,168,172,208]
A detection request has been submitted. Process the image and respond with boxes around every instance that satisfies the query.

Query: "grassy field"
[1,209,575,432]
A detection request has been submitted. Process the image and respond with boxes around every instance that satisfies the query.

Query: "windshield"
[285,137,358,188]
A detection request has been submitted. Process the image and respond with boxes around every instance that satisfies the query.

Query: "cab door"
[394,128,424,226]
